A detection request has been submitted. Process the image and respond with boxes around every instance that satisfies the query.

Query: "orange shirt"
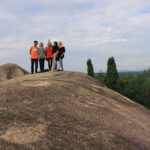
[30,46,39,59]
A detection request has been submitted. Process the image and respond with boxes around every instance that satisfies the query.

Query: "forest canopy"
[87,58,150,109]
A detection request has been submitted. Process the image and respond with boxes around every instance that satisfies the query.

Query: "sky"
[0,0,150,72]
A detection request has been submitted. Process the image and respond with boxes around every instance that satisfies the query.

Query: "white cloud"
[0,51,10,59]
[0,0,150,72]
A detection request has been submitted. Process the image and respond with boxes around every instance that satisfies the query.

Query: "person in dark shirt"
[57,41,65,71]
[52,41,59,71]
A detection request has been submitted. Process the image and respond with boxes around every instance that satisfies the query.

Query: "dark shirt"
[57,47,65,59]
[53,46,59,54]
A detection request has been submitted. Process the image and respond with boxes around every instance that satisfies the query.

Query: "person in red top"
[30,41,39,74]
[45,41,53,70]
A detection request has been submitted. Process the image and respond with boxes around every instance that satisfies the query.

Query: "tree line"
[86,58,150,109]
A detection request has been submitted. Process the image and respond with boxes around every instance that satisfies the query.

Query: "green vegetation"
[87,58,94,77]
[87,58,150,109]
[106,57,119,91]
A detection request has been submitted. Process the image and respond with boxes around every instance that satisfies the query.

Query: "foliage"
[87,56,150,109]
[96,69,150,109]
[105,57,119,91]
[87,58,94,77]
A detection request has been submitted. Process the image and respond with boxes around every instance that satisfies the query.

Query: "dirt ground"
[0,71,149,150]
[0,63,29,81]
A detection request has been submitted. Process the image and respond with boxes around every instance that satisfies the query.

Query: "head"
[34,41,38,47]
[47,41,52,47]
[53,41,58,47]
[40,42,44,48]
[59,41,63,48]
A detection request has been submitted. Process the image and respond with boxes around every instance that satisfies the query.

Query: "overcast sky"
[0,0,150,72]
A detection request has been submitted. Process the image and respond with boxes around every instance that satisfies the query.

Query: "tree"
[96,70,106,84]
[143,79,150,109]
[105,57,119,91]
[87,58,94,77]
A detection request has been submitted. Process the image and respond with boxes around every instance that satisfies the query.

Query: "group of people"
[30,40,65,74]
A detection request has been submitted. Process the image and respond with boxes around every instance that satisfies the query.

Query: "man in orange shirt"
[30,41,39,74]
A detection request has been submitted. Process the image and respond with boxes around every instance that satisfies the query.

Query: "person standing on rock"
[45,41,53,70]
[56,41,65,71]
[37,42,45,72]
[30,41,39,74]
[52,41,59,71]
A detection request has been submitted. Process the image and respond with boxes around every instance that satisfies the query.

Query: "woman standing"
[52,41,59,71]
[37,42,45,72]
[45,41,53,70]
[57,41,66,71]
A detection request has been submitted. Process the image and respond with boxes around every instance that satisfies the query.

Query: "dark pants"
[39,58,45,72]
[31,59,38,74]
[46,58,53,70]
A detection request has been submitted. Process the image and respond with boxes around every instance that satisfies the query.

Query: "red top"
[45,46,53,58]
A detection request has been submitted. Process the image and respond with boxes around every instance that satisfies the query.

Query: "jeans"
[59,58,63,70]
[53,53,57,71]
[46,58,53,70]
[39,58,45,72]
[31,59,38,74]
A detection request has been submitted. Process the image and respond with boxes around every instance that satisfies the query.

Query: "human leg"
[50,58,53,70]
[39,59,42,72]
[35,59,38,73]
[53,54,57,71]
[59,58,63,70]
[42,59,45,72]
[48,59,51,70]
[31,59,34,74]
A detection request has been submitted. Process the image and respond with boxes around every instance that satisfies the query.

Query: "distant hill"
[0,63,29,81]
[95,71,143,75]
[0,71,149,150]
